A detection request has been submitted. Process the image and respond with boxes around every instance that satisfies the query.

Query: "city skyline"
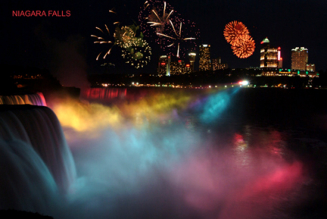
[2,0,327,76]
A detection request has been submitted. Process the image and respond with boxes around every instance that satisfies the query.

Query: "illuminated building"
[157,55,167,75]
[306,64,315,72]
[212,57,228,71]
[188,52,196,72]
[277,47,283,68]
[170,60,191,75]
[260,37,278,76]
[277,68,319,78]
[170,60,184,75]
[185,63,191,74]
[291,47,308,71]
[212,58,219,71]
[157,55,171,76]
[199,44,211,71]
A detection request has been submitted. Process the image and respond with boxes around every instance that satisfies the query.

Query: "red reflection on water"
[219,161,303,219]
[170,148,304,219]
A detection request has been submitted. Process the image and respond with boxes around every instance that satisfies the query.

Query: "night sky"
[2,0,327,76]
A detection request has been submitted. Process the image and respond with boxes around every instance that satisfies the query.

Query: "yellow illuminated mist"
[52,92,193,133]
[53,99,123,132]
[120,93,192,120]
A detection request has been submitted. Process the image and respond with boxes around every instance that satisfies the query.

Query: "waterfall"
[0,105,76,212]
[0,93,47,106]
[82,88,127,100]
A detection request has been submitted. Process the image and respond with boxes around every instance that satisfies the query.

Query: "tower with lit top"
[260,37,278,76]
[157,55,171,76]
[157,55,167,76]
[291,47,308,71]
[188,52,196,72]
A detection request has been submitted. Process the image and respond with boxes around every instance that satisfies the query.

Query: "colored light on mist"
[53,92,195,133]
[199,90,235,123]
[53,100,123,132]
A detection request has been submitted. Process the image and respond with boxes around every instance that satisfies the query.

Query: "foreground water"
[2,88,327,218]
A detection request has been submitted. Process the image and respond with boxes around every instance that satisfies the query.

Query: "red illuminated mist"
[169,147,305,219]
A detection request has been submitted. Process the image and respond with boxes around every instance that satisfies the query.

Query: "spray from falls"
[0,88,307,219]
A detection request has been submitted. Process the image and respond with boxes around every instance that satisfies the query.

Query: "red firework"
[231,35,255,59]
[224,21,249,46]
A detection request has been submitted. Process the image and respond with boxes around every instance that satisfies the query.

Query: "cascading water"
[0,93,47,106]
[26,93,47,106]
[0,95,25,105]
[0,105,76,214]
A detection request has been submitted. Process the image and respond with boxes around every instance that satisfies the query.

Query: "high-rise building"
[212,58,219,71]
[157,55,171,76]
[260,38,278,76]
[188,52,196,72]
[291,47,308,71]
[157,55,167,75]
[212,57,228,70]
[170,59,191,75]
[199,44,211,71]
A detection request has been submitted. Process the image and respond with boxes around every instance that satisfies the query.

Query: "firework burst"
[121,37,152,69]
[138,0,182,46]
[108,8,120,26]
[156,18,199,58]
[224,21,249,46]
[231,35,255,59]
[114,26,136,48]
[91,7,124,61]
[224,20,255,59]
[91,24,115,60]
